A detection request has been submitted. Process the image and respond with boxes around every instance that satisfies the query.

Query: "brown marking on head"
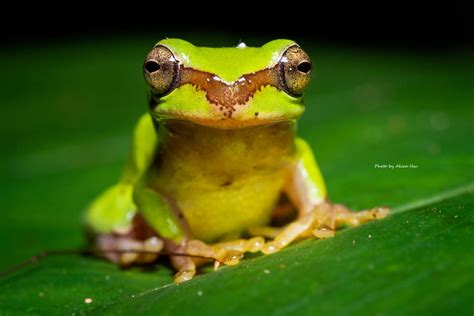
[179,65,280,117]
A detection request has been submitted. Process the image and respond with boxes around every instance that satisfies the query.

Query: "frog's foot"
[209,236,265,269]
[93,213,164,265]
[167,237,265,283]
[185,237,265,265]
[97,234,164,266]
[261,202,389,254]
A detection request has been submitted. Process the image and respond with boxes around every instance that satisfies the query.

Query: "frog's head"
[143,39,312,129]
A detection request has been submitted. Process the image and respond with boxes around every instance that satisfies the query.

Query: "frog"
[85,39,389,283]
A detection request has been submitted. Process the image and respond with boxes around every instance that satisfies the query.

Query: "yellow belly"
[150,120,296,242]
[171,170,285,241]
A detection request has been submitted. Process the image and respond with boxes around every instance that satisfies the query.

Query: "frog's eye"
[279,45,312,96]
[143,45,179,95]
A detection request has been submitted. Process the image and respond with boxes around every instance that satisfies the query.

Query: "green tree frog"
[85,39,389,283]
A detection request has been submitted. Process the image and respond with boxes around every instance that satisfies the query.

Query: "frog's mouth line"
[152,110,301,129]
[156,117,298,132]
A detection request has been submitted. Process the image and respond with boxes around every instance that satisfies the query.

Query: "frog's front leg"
[261,138,389,254]
[132,178,199,282]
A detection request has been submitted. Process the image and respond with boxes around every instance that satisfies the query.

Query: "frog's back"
[149,121,296,242]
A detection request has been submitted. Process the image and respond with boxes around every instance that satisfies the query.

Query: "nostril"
[297,62,311,73]
[145,61,161,73]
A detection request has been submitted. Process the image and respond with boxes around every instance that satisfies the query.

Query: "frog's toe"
[311,226,335,239]
[261,212,316,254]
[333,204,390,226]
[261,238,297,254]
[96,234,163,266]
[246,237,265,252]
[174,270,196,283]
[216,249,244,266]
[261,241,282,254]
[140,236,164,262]
[372,207,390,219]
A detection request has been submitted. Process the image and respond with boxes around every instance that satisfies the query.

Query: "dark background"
[2,2,472,49]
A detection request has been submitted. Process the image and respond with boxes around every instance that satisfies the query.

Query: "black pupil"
[297,62,311,73]
[145,61,161,73]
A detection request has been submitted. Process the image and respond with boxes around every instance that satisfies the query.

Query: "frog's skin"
[85,39,389,283]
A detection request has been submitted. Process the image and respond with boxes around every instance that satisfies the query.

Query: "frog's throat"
[154,64,283,119]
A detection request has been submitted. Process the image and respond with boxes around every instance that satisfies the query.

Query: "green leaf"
[0,36,472,315]
[94,189,474,315]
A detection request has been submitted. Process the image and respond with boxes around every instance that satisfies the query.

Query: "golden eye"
[279,45,312,96]
[143,45,179,95]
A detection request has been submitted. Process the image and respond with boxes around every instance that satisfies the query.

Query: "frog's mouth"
[157,119,297,138]
[155,114,301,130]
[151,93,304,129]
